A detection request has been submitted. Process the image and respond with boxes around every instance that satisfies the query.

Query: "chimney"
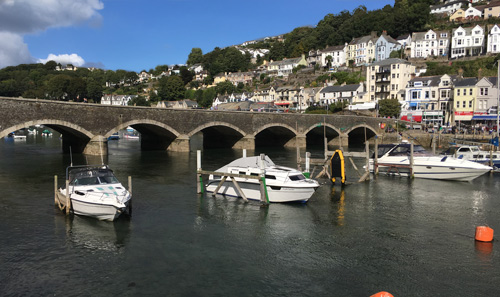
[478,68,483,79]
[382,30,387,36]
[371,31,378,38]
[458,68,464,78]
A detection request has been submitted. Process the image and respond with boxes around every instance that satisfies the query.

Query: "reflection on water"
[1,133,500,296]
[58,215,131,253]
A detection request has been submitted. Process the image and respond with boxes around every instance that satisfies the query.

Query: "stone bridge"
[0,97,393,155]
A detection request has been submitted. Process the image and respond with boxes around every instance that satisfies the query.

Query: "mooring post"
[365,140,370,176]
[54,175,58,205]
[197,150,203,194]
[65,179,70,215]
[374,136,379,175]
[304,152,311,178]
[432,135,436,155]
[259,154,269,205]
[296,146,302,171]
[243,149,247,158]
[410,141,415,178]
[128,175,133,215]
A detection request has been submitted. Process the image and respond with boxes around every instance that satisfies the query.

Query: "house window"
[371,85,375,91]
[412,91,419,99]
[463,101,466,108]
[392,74,395,78]
[480,88,484,95]
[485,88,488,95]
[457,89,461,96]
[457,101,460,108]
[441,90,447,98]
[432,91,436,98]
[469,101,473,108]
[425,91,430,98]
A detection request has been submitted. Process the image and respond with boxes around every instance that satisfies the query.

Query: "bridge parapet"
[0,97,390,154]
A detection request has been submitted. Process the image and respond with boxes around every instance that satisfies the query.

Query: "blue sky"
[1,0,394,72]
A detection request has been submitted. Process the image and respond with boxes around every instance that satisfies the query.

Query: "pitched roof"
[408,76,442,87]
[320,84,361,93]
[454,77,478,87]
[369,58,411,66]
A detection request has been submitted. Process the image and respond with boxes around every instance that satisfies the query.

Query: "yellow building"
[449,8,465,22]
[453,77,478,123]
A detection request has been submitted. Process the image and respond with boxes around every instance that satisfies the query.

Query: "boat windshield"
[69,166,120,186]
[388,144,429,156]
[289,174,306,181]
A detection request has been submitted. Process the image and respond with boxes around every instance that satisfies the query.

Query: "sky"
[0,0,394,72]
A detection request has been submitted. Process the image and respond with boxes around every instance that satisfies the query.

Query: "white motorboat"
[370,143,492,181]
[206,155,320,203]
[441,144,500,168]
[57,165,131,221]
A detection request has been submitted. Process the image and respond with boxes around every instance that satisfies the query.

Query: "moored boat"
[370,143,492,181]
[57,165,132,221]
[441,144,500,168]
[206,155,319,203]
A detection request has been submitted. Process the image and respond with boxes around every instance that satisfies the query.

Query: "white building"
[410,29,450,58]
[450,25,485,58]
[430,0,469,15]
[487,24,500,53]
[320,44,347,68]
[101,95,137,106]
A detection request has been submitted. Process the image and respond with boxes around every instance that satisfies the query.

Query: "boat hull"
[71,198,128,221]
[206,180,316,203]
[371,157,491,181]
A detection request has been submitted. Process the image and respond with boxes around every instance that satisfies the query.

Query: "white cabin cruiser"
[370,143,492,181]
[206,156,319,203]
[441,144,500,169]
[58,165,131,221]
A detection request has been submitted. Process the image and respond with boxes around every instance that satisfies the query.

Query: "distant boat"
[441,144,500,168]
[123,134,139,140]
[108,132,120,140]
[13,135,27,140]
[41,129,52,137]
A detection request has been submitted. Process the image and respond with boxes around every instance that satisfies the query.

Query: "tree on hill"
[157,75,185,101]
[187,48,203,65]
[128,95,150,106]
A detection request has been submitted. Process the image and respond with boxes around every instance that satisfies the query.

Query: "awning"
[400,115,422,122]
[409,102,417,107]
[472,115,499,120]
[274,102,290,106]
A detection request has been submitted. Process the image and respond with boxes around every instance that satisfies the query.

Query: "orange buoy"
[370,292,394,297]
[475,226,494,242]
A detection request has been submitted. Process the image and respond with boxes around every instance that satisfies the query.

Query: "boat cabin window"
[69,168,119,185]
[289,174,306,181]
[265,175,276,180]
[388,145,427,156]
[457,147,471,153]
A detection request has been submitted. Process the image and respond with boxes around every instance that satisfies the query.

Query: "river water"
[1,131,499,296]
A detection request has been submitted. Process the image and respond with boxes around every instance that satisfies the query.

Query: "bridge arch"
[109,119,182,151]
[189,121,247,149]
[253,123,299,147]
[304,123,344,148]
[0,119,95,153]
[345,124,379,146]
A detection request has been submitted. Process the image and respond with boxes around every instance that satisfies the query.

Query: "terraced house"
[450,25,485,58]
[410,29,450,58]
[453,78,478,123]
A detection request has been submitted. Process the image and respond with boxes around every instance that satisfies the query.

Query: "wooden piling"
[259,154,269,204]
[128,176,133,215]
[374,136,379,175]
[196,150,203,194]
[65,179,70,215]
[304,152,311,178]
[231,177,248,202]
[212,176,227,197]
[54,175,58,205]
[410,141,414,178]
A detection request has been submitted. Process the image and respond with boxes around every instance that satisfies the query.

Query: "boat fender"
[75,191,85,196]
[475,226,494,242]
[440,156,447,162]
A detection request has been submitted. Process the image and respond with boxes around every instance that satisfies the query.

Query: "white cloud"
[0,0,104,34]
[0,0,104,69]
[38,53,86,66]
[0,32,34,69]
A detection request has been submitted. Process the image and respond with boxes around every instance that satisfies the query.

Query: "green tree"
[215,81,235,95]
[200,87,216,108]
[128,95,150,106]
[86,78,103,103]
[67,77,87,101]
[46,75,71,100]
[179,66,194,85]
[378,98,401,118]
[187,48,203,65]
[157,76,185,100]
